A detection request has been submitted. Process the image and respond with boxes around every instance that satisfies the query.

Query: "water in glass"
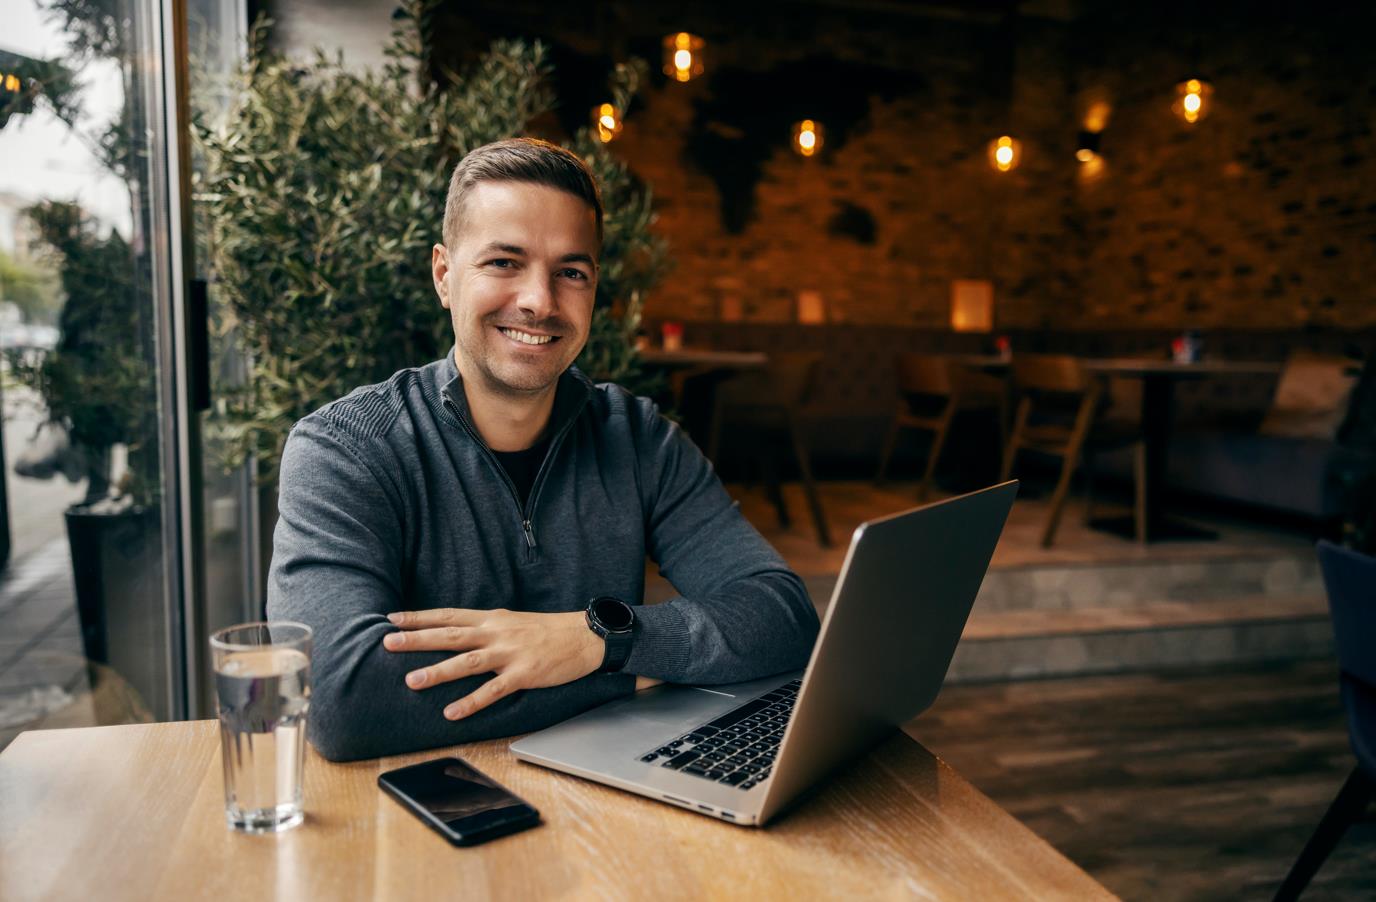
[215,642,310,832]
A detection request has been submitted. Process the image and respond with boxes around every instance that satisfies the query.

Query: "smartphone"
[378,756,540,846]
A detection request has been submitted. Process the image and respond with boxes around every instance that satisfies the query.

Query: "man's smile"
[496,326,560,347]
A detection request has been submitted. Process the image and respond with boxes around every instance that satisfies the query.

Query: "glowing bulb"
[988,135,1020,172]
[1076,148,1094,163]
[664,32,705,82]
[1174,78,1212,124]
[793,120,823,157]
[593,103,622,143]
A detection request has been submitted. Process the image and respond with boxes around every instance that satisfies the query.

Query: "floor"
[908,660,1376,902]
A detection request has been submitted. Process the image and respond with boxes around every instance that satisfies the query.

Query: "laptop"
[510,480,1017,826]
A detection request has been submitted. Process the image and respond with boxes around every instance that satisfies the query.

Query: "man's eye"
[486,258,515,269]
[560,268,589,281]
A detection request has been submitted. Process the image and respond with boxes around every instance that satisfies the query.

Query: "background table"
[0,721,1113,901]
[1082,359,1283,542]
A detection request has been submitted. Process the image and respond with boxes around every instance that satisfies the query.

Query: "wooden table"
[1081,358,1283,542]
[640,348,769,370]
[0,722,1113,901]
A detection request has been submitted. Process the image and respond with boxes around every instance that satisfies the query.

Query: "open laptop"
[510,480,1017,827]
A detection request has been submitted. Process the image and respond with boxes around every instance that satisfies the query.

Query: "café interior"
[1,0,1374,898]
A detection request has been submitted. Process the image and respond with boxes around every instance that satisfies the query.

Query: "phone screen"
[379,757,538,844]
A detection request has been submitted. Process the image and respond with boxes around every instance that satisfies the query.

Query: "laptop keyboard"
[637,679,801,791]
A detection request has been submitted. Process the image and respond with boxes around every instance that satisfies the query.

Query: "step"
[972,552,1323,614]
[946,595,1332,683]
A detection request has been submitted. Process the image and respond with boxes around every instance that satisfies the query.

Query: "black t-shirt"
[492,436,550,509]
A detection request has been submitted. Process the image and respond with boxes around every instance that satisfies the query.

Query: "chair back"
[895,353,956,397]
[768,352,825,408]
[1318,540,1376,689]
[717,352,823,409]
[1012,354,1091,394]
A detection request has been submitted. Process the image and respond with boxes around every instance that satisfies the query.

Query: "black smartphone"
[378,756,540,846]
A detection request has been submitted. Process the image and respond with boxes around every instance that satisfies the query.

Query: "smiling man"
[267,138,819,761]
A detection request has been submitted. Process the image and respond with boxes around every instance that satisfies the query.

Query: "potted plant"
[8,199,161,665]
[197,2,668,585]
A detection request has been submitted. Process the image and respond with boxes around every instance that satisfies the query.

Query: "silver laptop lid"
[757,481,1017,824]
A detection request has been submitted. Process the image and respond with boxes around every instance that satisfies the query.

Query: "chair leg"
[1273,767,1374,902]
[759,444,790,530]
[1001,397,1031,482]
[788,414,831,547]
[1042,390,1099,548]
[1040,451,1078,548]
[918,405,955,502]
[1083,451,1096,525]
[1133,443,1148,544]
[875,412,903,486]
[706,397,727,465]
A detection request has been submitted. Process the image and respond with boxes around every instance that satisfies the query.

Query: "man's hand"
[384,608,603,720]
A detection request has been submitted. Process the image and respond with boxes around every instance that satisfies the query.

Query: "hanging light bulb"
[792,119,823,157]
[988,135,1021,172]
[663,32,705,83]
[593,103,623,143]
[1173,78,1213,124]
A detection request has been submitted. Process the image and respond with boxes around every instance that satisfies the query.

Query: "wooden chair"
[874,353,1007,500]
[1000,354,1145,548]
[707,352,832,547]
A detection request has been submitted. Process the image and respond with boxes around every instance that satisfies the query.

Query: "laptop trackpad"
[618,686,736,726]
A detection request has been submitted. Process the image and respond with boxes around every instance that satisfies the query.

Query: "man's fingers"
[387,608,486,629]
[404,650,492,689]
[445,675,514,720]
[384,626,479,652]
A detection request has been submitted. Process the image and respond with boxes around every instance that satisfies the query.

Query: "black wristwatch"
[585,596,635,673]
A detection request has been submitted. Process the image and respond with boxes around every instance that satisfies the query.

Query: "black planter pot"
[64,504,161,665]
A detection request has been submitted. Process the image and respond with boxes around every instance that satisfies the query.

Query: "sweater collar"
[436,349,594,445]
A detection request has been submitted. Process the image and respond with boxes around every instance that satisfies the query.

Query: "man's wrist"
[571,611,605,675]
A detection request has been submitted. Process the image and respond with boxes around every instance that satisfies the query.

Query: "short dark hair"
[442,137,603,249]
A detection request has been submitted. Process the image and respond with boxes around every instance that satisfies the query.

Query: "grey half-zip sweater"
[267,353,819,761]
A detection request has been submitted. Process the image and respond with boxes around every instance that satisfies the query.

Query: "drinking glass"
[210,621,312,833]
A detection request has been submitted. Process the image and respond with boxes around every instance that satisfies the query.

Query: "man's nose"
[515,271,557,321]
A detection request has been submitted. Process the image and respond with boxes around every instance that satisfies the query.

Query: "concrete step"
[972,551,1323,613]
[947,594,1332,683]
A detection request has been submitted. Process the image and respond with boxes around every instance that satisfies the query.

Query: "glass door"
[0,0,215,740]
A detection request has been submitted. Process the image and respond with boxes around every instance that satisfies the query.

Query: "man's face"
[434,181,598,400]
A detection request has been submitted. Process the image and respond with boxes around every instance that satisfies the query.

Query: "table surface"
[0,721,1113,901]
[1082,357,1282,376]
[640,348,769,368]
[946,354,1282,377]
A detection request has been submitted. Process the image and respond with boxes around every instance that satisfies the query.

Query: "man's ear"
[432,243,452,309]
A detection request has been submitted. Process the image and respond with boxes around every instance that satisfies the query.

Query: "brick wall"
[270,0,1376,330]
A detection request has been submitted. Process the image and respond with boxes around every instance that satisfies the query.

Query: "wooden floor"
[908,660,1376,902]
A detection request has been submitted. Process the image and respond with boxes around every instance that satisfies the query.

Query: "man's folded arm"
[625,404,821,685]
[267,419,632,762]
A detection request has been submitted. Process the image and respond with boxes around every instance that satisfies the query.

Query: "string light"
[988,135,1021,172]
[792,120,823,157]
[1174,78,1213,124]
[662,32,705,83]
[593,103,622,143]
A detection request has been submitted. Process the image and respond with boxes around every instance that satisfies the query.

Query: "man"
[268,138,819,762]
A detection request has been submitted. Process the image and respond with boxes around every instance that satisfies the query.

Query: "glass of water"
[210,621,312,833]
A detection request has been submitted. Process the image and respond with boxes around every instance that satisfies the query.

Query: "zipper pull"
[522,519,536,549]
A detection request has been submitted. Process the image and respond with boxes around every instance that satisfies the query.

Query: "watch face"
[591,597,633,632]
